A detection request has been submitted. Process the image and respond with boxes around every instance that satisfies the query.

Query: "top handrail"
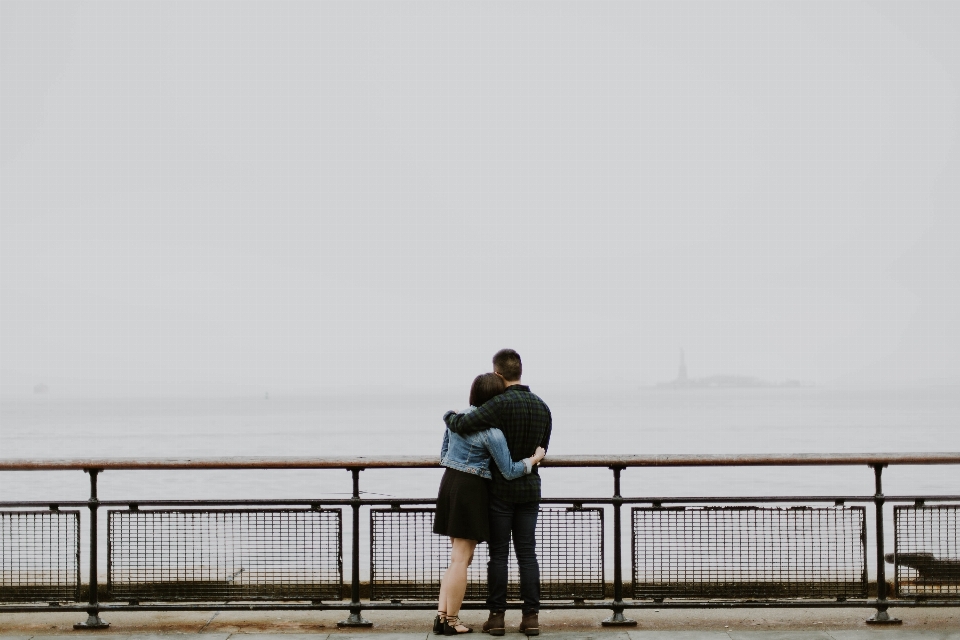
[1,452,960,470]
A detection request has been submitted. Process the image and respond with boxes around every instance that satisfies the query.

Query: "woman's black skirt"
[433,467,490,542]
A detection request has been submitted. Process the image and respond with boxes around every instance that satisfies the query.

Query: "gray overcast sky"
[2,1,959,397]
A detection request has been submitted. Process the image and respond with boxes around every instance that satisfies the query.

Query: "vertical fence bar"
[74,469,109,630]
[338,467,372,627]
[602,465,636,626]
[866,463,901,625]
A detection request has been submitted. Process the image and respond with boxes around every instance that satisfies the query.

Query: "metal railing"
[2,453,960,629]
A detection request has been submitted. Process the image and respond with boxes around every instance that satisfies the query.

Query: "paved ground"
[1,606,959,638]
[3,631,960,640]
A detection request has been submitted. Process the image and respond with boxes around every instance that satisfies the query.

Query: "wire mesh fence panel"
[894,505,960,598]
[369,509,454,601]
[633,506,866,599]
[108,508,342,601]
[370,508,604,601]
[537,508,604,600]
[0,510,80,603]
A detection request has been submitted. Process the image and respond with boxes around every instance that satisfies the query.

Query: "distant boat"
[33,383,49,394]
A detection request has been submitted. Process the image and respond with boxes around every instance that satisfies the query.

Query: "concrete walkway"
[2,632,960,640]
[2,608,960,639]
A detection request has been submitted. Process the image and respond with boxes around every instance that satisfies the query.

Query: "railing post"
[338,467,372,628]
[74,469,109,630]
[602,465,636,627]
[866,463,901,625]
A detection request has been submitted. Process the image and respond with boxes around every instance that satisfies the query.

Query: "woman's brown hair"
[469,372,505,407]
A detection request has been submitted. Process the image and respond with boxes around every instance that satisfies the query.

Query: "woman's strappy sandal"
[433,611,446,635]
[442,615,473,635]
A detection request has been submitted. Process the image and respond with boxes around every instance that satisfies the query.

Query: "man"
[443,349,552,636]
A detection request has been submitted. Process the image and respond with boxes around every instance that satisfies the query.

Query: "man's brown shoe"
[519,613,539,636]
[482,611,505,636]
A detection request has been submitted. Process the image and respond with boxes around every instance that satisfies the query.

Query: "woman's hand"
[531,446,546,466]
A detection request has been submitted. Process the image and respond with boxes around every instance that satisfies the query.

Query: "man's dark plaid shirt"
[444,385,552,503]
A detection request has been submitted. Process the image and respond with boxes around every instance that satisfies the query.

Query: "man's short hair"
[492,349,522,382]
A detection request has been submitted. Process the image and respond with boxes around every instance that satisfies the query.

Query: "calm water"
[2,386,959,580]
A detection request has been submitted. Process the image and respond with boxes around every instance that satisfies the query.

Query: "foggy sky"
[2,1,959,397]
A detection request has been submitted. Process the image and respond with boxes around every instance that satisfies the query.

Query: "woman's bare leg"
[439,537,477,632]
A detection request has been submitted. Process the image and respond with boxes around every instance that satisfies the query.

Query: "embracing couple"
[433,349,553,636]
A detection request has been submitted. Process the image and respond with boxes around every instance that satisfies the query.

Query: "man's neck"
[503,380,522,388]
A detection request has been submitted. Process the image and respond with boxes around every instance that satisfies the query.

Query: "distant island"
[656,350,807,389]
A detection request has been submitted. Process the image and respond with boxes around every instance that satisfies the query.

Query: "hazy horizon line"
[7,379,960,402]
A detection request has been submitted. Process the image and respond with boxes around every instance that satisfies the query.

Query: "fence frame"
[631,504,869,600]
[3,453,960,628]
[368,505,605,603]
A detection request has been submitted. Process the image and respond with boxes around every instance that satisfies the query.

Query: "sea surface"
[2,386,959,581]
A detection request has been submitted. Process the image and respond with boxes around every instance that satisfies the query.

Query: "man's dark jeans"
[487,494,540,615]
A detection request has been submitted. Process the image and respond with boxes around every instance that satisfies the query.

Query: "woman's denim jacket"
[440,407,532,480]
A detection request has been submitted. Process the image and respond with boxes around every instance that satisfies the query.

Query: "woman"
[433,373,546,635]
